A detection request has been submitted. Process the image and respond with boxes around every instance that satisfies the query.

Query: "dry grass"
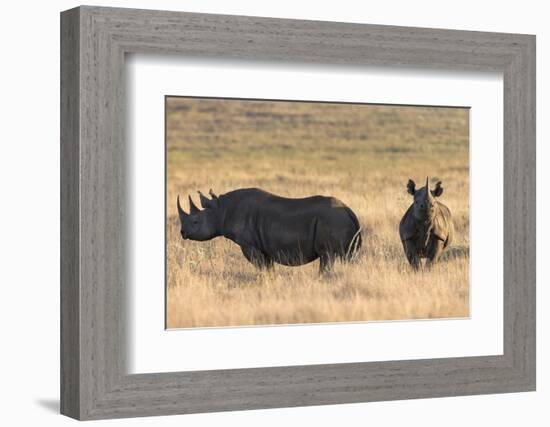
[166,97,470,328]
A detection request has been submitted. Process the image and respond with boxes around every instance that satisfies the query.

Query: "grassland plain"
[166,97,469,328]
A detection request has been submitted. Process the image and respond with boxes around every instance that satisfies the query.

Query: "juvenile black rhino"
[399,177,454,269]
[177,188,362,273]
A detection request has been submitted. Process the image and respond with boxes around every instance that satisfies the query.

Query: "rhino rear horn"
[209,188,218,200]
[188,195,200,214]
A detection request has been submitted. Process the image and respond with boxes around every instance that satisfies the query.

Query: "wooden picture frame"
[60,5,536,420]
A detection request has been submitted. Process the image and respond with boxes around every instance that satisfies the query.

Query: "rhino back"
[220,188,359,259]
[222,188,354,219]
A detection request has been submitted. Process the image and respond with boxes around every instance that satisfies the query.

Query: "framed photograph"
[60,6,535,420]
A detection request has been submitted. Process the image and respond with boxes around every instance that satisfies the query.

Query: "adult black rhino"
[399,177,454,269]
[177,188,362,273]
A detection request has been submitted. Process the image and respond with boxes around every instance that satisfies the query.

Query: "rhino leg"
[319,253,335,274]
[312,219,337,274]
[426,238,445,267]
[402,239,421,270]
[240,245,273,270]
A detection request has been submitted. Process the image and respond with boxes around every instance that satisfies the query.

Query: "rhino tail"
[345,226,362,261]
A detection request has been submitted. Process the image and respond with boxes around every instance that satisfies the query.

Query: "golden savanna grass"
[166,97,469,328]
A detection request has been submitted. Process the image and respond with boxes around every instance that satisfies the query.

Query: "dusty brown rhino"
[399,177,454,269]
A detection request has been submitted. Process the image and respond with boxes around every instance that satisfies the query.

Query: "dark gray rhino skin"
[399,178,454,269]
[177,188,362,273]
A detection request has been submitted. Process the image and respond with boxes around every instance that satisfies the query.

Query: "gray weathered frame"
[60,5,536,420]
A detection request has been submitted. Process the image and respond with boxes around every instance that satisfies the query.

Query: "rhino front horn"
[177,195,188,218]
[425,177,434,201]
[188,195,200,214]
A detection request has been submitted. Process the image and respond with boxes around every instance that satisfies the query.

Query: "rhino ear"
[198,190,217,209]
[407,179,416,195]
[431,181,444,197]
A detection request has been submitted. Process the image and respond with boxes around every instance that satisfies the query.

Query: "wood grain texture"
[60,6,536,420]
[60,7,80,419]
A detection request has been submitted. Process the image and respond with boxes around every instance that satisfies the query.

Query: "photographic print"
[166,96,469,329]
